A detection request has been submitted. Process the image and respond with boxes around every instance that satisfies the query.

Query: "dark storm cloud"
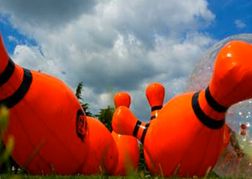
[0,0,96,28]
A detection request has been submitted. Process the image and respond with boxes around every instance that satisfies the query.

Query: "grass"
[0,106,248,179]
[0,170,226,179]
[0,174,225,179]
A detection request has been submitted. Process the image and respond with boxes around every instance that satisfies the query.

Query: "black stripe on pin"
[0,69,33,108]
[205,87,228,113]
[0,59,15,87]
[133,120,142,137]
[151,105,162,112]
[150,115,155,120]
[192,91,225,129]
[141,123,150,144]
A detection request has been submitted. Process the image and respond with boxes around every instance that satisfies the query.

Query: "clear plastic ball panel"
[186,34,252,177]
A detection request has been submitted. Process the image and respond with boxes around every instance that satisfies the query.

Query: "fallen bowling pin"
[112,92,139,176]
[112,40,252,177]
[0,29,89,174]
[144,83,165,172]
[79,116,118,175]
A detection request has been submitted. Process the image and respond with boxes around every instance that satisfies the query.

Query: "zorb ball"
[186,34,252,178]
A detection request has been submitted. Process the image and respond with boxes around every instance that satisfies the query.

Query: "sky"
[0,0,251,121]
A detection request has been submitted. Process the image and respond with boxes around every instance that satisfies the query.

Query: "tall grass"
[0,106,16,174]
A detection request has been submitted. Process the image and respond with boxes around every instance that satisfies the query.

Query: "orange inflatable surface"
[112,40,252,177]
[146,83,165,122]
[144,83,165,172]
[0,28,89,174]
[112,92,139,176]
[79,116,118,175]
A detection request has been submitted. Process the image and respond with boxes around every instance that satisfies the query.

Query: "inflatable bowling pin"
[112,40,252,177]
[79,116,118,175]
[112,92,139,176]
[144,83,165,171]
[0,29,89,174]
[146,83,165,122]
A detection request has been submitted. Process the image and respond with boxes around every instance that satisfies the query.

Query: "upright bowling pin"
[79,116,118,175]
[0,29,89,174]
[146,83,165,122]
[112,92,139,176]
[144,83,165,171]
[112,40,252,177]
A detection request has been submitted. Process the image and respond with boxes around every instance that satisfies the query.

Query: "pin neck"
[192,89,225,130]
[0,58,33,108]
[205,87,228,112]
[0,59,15,88]
[150,105,162,120]
[150,115,156,120]
[141,123,150,144]
[151,105,162,112]
[133,120,141,137]
[132,120,149,144]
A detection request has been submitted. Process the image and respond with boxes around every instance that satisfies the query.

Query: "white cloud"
[7,35,19,44]
[235,19,246,29]
[0,0,216,119]
[11,45,62,77]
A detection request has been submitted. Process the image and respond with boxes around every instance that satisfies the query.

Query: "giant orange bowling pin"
[144,83,165,171]
[146,83,165,122]
[79,116,118,175]
[112,40,252,177]
[0,28,89,174]
[112,92,139,175]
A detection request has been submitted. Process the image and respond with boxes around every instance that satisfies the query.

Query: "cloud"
[11,45,61,77]
[7,35,19,44]
[235,19,246,29]
[0,0,216,120]
[0,0,97,31]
